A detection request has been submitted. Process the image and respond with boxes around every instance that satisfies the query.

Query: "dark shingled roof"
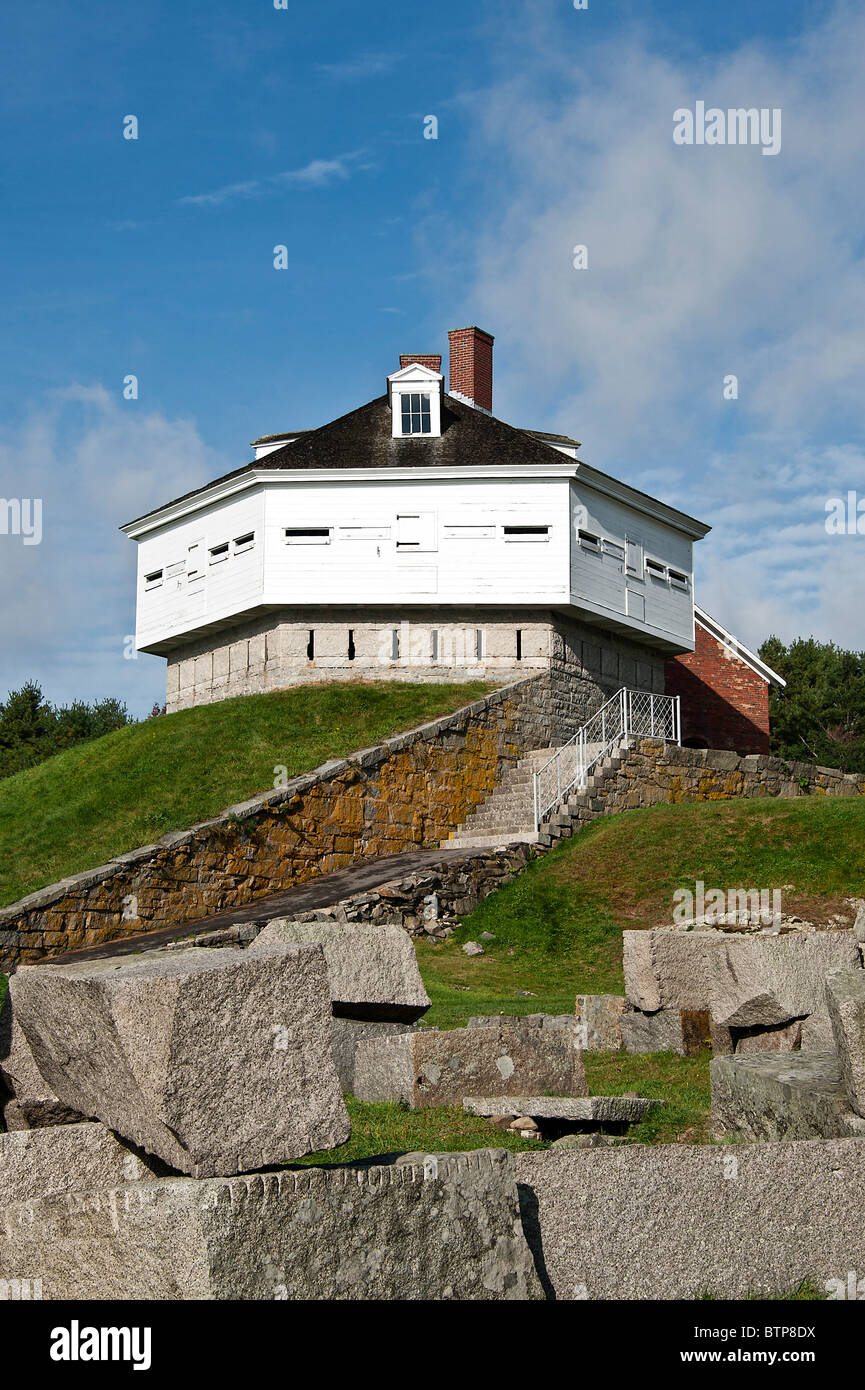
[522,428,581,448]
[250,429,313,446]
[124,394,578,525]
[249,393,573,473]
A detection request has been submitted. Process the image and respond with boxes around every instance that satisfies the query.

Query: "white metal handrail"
[533,687,681,829]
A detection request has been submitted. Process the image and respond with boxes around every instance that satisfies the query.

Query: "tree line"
[759,636,865,774]
[2,637,865,780]
[0,681,143,780]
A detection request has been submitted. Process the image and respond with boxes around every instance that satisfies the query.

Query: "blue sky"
[1,0,862,714]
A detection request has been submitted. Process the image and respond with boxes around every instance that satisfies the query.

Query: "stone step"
[460,819,535,833]
[463,810,535,826]
[463,795,535,813]
[465,793,534,807]
[460,820,533,833]
[464,805,534,824]
[444,832,540,850]
[463,803,533,817]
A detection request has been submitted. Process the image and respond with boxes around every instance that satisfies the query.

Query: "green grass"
[700,1280,829,1301]
[406,795,865,1150]
[417,795,865,1022]
[288,1052,714,1166]
[7,733,863,1158]
[0,681,493,908]
[292,1096,549,1165]
[583,1050,713,1144]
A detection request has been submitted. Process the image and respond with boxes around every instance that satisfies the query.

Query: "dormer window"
[387,361,443,438]
[401,392,432,435]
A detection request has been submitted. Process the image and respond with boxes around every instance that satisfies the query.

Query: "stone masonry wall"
[540,738,865,848]
[184,742,865,951]
[165,606,666,734]
[548,612,665,744]
[0,677,555,970]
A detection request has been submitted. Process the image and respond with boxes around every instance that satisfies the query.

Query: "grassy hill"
[0,681,493,909]
[418,793,865,1025]
[413,794,865,1145]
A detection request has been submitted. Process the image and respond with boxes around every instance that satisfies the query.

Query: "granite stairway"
[442,748,562,850]
[442,742,631,851]
[534,743,630,848]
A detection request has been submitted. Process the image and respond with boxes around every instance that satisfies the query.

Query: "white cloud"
[446,1,865,651]
[316,52,399,80]
[178,153,364,208]
[0,386,228,713]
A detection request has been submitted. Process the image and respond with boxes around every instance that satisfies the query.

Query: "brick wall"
[399,354,442,372]
[665,620,770,755]
[448,327,494,411]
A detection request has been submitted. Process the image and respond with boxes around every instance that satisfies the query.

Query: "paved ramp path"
[43,849,472,966]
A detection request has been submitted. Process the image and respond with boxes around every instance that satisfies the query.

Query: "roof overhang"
[120,464,579,537]
[574,461,710,541]
[695,606,786,687]
[121,462,710,542]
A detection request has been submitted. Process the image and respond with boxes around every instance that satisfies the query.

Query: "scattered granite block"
[731,1019,802,1055]
[826,969,865,1117]
[330,1018,416,1093]
[0,1150,544,1301]
[515,1136,865,1300]
[467,1014,572,1030]
[623,926,861,1033]
[463,1096,662,1125]
[710,1052,865,1142]
[9,944,350,1177]
[574,996,625,1051]
[800,1006,837,1052]
[249,920,430,1022]
[354,1022,587,1108]
[0,1122,167,1210]
[0,996,85,1131]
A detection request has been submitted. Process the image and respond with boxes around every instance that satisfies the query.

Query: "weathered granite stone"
[623,926,861,1030]
[622,1005,745,1056]
[463,1096,662,1124]
[549,1133,620,1150]
[620,1007,688,1055]
[515,1137,865,1300]
[709,934,860,1028]
[330,1018,416,1093]
[730,1019,802,1054]
[621,932,661,1013]
[0,997,85,1131]
[0,1122,167,1209]
[0,1149,544,1300]
[826,970,865,1117]
[354,1023,587,1107]
[248,919,430,1022]
[800,1006,837,1052]
[9,944,350,1176]
[574,996,625,1051]
[467,1014,572,1031]
[709,1052,865,1141]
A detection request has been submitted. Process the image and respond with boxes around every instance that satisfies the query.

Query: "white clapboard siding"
[569,483,694,649]
[131,467,700,655]
[135,489,266,648]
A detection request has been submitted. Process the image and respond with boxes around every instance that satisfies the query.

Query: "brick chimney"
[399,354,442,372]
[448,327,494,413]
